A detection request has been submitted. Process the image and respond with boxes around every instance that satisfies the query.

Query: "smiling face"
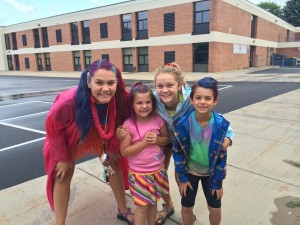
[155,72,181,108]
[87,68,117,104]
[190,86,218,118]
[132,92,153,121]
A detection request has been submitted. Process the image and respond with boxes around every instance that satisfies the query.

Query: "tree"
[282,0,300,27]
[257,1,283,18]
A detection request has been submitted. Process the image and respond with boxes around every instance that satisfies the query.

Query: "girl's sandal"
[117,207,135,225]
[155,203,175,225]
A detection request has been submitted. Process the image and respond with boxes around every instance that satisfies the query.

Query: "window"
[193,43,209,72]
[7,55,14,70]
[73,51,81,71]
[122,14,132,41]
[123,48,133,72]
[138,47,149,72]
[22,34,27,46]
[12,33,18,50]
[164,13,175,32]
[100,23,108,38]
[164,51,175,64]
[194,1,210,34]
[84,50,92,69]
[33,28,40,48]
[82,20,91,44]
[251,15,257,38]
[45,53,51,71]
[56,29,62,43]
[136,11,148,39]
[102,54,109,61]
[37,53,43,71]
[5,34,11,50]
[71,22,79,45]
[14,55,20,70]
[25,58,30,69]
[42,27,49,47]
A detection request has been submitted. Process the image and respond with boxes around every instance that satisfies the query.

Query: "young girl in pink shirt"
[120,82,170,225]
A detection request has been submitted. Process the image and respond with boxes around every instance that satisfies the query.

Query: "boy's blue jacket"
[173,110,233,190]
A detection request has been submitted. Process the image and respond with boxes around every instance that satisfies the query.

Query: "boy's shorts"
[181,173,221,208]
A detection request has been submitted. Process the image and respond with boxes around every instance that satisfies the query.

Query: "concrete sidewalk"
[0,68,300,225]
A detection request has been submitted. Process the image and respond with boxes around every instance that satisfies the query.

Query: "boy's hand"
[116,125,128,140]
[179,181,193,197]
[222,137,231,151]
[212,188,223,200]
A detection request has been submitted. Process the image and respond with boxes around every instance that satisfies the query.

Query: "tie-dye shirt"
[187,111,215,175]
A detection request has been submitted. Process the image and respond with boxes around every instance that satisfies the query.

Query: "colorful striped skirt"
[129,168,169,206]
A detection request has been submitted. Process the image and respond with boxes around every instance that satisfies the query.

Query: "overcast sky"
[0,0,288,26]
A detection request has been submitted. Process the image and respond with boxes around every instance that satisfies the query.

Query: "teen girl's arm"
[222,125,234,150]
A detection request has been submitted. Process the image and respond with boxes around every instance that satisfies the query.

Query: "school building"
[0,0,300,73]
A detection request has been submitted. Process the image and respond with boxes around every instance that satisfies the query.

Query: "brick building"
[1,0,299,73]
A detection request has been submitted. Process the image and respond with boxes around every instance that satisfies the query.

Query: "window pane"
[124,48,132,55]
[138,47,148,54]
[83,20,89,28]
[195,1,210,11]
[203,11,210,23]
[195,12,202,23]
[122,14,131,22]
[139,56,144,64]
[138,11,147,20]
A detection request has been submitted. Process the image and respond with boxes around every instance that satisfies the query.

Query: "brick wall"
[50,52,74,71]
[149,3,193,37]
[209,42,249,72]
[48,23,71,46]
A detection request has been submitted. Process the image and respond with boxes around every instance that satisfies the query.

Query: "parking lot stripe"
[0,137,45,152]
[0,122,46,134]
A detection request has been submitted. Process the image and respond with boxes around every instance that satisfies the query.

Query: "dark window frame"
[84,50,92,69]
[45,53,51,71]
[12,32,18,50]
[251,15,257,38]
[82,20,91,44]
[164,12,175,32]
[56,29,62,43]
[100,22,108,38]
[42,27,49,47]
[22,34,27,46]
[164,51,175,65]
[71,22,79,45]
[25,58,30,69]
[102,54,110,61]
[193,0,210,35]
[7,55,14,70]
[5,34,11,50]
[73,51,81,71]
[33,28,40,48]
[136,11,148,40]
[121,14,132,41]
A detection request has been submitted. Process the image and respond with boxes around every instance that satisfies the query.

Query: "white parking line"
[0,122,46,134]
[0,111,49,122]
[0,137,45,152]
[0,101,52,108]
[219,85,233,90]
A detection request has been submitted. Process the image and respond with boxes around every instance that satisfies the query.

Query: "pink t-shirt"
[123,114,165,173]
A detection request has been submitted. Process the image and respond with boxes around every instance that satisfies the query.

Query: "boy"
[173,77,234,225]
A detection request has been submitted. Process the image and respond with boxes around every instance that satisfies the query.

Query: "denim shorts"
[181,173,221,208]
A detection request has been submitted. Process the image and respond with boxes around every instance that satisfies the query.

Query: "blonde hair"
[154,62,186,86]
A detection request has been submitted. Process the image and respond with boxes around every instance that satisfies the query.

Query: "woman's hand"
[116,126,128,140]
[55,161,73,182]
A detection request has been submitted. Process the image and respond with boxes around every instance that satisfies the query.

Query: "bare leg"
[135,205,148,225]
[108,153,134,222]
[181,206,194,225]
[53,169,74,225]
[208,206,221,225]
[147,204,157,225]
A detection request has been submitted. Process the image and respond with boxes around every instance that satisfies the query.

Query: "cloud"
[4,0,34,13]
